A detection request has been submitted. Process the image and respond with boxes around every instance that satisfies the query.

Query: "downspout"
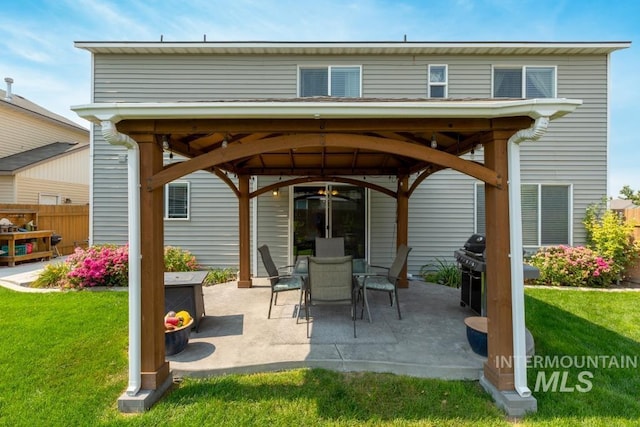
[507,116,549,398]
[101,120,142,396]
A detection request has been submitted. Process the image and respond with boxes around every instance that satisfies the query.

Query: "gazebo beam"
[118,117,534,135]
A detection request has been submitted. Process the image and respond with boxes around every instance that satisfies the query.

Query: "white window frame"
[164,181,190,220]
[297,65,362,97]
[474,182,573,248]
[491,65,557,98]
[428,64,448,98]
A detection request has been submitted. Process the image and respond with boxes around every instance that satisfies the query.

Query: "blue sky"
[0,0,637,197]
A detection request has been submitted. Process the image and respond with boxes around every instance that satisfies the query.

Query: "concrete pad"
[167,281,486,383]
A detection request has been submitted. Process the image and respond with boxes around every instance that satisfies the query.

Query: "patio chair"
[358,244,412,321]
[315,237,345,257]
[258,244,304,319]
[305,255,356,338]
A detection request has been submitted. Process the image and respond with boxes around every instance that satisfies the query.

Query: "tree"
[619,185,640,206]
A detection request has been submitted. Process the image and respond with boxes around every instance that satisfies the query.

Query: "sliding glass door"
[292,185,366,258]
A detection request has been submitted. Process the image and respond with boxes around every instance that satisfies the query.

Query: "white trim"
[72,98,581,124]
[606,52,612,199]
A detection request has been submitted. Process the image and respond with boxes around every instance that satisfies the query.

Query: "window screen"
[300,68,328,97]
[331,67,360,97]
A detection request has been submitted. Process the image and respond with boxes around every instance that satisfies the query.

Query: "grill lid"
[464,234,486,254]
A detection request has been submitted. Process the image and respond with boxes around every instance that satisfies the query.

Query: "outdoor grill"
[51,234,62,257]
[454,233,541,316]
[454,234,486,315]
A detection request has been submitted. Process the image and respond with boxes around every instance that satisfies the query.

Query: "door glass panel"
[293,185,366,258]
[293,186,326,257]
[330,185,366,258]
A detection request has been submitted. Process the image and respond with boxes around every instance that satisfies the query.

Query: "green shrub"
[419,258,461,288]
[204,267,237,285]
[164,246,200,272]
[31,262,71,289]
[584,201,640,279]
[529,245,615,287]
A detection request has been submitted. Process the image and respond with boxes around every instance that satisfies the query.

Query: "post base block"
[480,374,537,418]
[117,374,174,413]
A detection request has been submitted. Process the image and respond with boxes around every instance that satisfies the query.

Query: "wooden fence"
[0,204,89,255]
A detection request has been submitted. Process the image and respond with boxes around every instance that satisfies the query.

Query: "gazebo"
[73,97,580,414]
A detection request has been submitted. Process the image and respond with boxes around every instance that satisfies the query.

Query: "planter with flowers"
[164,310,193,355]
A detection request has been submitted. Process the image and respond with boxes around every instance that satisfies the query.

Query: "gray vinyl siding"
[254,178,290,277]
[91,51,609,275]
[164,167,240,269]
[92,132,129,243]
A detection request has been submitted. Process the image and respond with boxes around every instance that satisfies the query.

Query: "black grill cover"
[464,234,486,253]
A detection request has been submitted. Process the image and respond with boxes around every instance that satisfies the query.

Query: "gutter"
[101,120,142,397]
[507,116,549,398]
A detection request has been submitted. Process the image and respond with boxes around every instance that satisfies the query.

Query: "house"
[0,79,89,205]
[71,41,628,414]
[75,42,627,274]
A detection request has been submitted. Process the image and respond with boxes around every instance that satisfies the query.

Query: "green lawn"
[0,286,638,426]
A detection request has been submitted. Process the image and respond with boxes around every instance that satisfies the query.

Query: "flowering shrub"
[164,246,200,272]
[529,245,615,288]
[33,244,201,288]
[584,203,639,279]
[66,244,129,288]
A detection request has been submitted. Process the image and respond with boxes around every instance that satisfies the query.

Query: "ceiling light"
[430,133,438,149]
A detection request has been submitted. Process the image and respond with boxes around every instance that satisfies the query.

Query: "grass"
[0,286,639,426]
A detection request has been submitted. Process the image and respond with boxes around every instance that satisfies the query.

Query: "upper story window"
[165,181,190,220]
[299,66,361,97]
[493,66,556,98]
[428,65,448,98]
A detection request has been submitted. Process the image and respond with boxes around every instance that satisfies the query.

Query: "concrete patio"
[167,279,486,381]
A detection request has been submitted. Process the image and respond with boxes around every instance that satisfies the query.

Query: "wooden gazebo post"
[396,174,410,288]
[138,138,171,390]
[237,174,252,288]
[482,131,515,390]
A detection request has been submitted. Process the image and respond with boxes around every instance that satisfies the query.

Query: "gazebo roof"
[73,97,581,182]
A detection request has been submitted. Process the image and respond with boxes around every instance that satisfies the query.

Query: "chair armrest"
[368,264,390,271]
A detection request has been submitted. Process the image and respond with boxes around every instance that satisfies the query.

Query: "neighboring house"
[0,81,89,205]
[76,41,628,275]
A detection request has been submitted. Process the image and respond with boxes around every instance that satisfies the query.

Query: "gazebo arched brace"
[407,165,446,197]
[211,166,240,197]
[146,133,502,191]
[250,175,397,199]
